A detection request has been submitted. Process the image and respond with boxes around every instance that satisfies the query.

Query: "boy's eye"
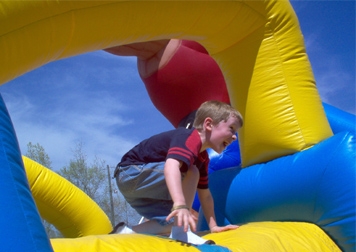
[230,126,238,135]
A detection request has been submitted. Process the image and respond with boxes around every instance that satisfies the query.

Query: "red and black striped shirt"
[118,128,209,189]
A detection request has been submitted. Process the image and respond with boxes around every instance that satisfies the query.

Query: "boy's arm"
[164,158,186,206]
[165,158,197,232]
[198,188,239,233]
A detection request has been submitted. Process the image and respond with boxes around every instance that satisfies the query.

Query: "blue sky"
[0,1,354,171]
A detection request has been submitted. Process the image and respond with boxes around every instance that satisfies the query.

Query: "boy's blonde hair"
[193,100,243,130]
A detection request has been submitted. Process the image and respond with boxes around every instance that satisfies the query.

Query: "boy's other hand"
[210,224,239,233]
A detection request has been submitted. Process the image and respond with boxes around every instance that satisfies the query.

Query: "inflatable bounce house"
[0,1,354,251]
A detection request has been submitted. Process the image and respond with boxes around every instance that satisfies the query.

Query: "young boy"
[111,100,243,245]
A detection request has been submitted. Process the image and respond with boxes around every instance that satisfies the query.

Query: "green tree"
[26,142,52,169]
[58,141,141,227]
[58,141,106,202]
[25,142,62,238]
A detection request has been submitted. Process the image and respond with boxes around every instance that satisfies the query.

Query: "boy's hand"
[166,208,198,232]
[210,224,239,233]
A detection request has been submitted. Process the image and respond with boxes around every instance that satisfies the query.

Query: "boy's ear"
[204,117,214,131]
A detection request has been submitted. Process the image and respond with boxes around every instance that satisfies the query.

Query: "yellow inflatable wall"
[0,0,332,167]
[50,222,340,252]
[1,0,339,251]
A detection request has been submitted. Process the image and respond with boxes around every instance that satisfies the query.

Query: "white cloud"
[303,36,355,114]
[0,48,173,171]
[3,88,138,170]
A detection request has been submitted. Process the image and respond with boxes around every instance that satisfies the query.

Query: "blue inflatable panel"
[200,132,355,252]
[0,95,53,252]
[193,140,242,211]
[207,139,241,173]
[324,103,355,134]
[196,243,231,252]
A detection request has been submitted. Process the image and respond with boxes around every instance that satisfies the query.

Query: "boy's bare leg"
[132,165,199,236]
[132,220,173,236]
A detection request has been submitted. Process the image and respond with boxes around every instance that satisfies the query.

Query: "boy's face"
[208,116,240,154]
